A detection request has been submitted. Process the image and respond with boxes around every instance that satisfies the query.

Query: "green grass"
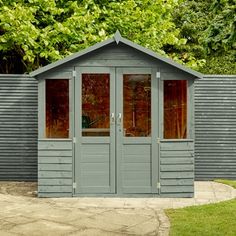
[214,179,236,189]
[165,180,236,236]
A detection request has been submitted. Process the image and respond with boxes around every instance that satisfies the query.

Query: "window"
[46,79,69,138]
[82,74,110,136]
[164,80,187,139]
[123,74,151,137]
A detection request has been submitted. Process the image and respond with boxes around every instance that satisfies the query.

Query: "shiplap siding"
[0,75,37,180]
[195,75,236,180]
[38,140,73,197]
[160,141,194,197]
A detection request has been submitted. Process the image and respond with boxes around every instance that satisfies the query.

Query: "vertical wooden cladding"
[0,75,37,181]
[195,75,236,180]
[38,140,73,197]
[160,141,194,197]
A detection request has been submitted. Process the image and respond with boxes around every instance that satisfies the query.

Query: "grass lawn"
[165,180,236,236]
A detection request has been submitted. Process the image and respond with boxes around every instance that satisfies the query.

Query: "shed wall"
[0,75,38,180]
[38,140,73,197]
[195,75,236,180]
[160,141,194,197]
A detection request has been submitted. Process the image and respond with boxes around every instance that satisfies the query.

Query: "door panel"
[116,68,157,194]
[74,67,115,194]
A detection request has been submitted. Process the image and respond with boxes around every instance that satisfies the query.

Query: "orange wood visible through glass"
[46,79,69,138]
[123,74,151,137]
[82,74,110,136]
[164,80,187,139]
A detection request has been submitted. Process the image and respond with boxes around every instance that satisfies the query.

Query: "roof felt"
[30,30,203,79]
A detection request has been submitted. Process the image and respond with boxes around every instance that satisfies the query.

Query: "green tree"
[0,0,189,73]
[173,0,236,74]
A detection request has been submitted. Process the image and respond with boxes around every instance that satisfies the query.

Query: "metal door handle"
[111,113,115,123]
[118,113,122,123]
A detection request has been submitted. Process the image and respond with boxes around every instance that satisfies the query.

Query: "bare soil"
[0,181,37,197]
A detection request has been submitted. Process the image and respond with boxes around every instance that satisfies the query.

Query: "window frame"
[38,71,73,140]
[160,73,194,140]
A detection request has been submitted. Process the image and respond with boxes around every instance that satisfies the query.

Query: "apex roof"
[30,30,203,79]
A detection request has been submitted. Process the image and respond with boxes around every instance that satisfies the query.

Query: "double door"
[74,67,159,195]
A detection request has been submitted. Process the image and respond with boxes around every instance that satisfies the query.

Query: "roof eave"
[118,37,203,79]
[30,37,115,77]
[30,31,203,79]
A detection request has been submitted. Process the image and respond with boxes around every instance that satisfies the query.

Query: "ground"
[0,181,37,197]
[0,181,235,236]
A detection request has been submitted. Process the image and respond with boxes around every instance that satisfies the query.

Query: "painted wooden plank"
[123,171,151,180]
[122,163,151,171]
[81,163,110,171]
[38,150,72,157]
[38,164,72,171]
[123,155,151,163]
[160,142,194,151]
[38,192,72,197]
[39,157,72,164]
[81,172,110,186]
[81,144,109,154]
[161,186,194,193]
[123,138,152,144]
[161,172,194,179]
[161,179,193,186]
[161,158,194,164]
[123,144,151,155]
[161,164,194,171]
[78,186,111,193]
[38,171,72,178]
[161,193,193,198]
[122,186,152,193]
[161,150,194,157]
[79,155,109,163]
[38,141,72,150]
[123,179,151,187]
[81,137,110,144]
[38,185,72,193]
[38,179,72,186]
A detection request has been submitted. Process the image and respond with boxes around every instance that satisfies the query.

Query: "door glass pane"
[164,80,187,139]
[123,74,151,137]
[46,79,69,138]
[82,73,110,136]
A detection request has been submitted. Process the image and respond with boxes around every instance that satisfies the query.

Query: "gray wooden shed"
[31,31,202,197]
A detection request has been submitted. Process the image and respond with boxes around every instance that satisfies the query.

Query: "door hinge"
[157,182,161,189]
[157,138,160,144]
[73,70,76,78]
[156,72,160,79]
[73,137,77,143]
[73,182,77,189]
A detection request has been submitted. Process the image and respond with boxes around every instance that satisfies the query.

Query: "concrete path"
[0,181,235,236]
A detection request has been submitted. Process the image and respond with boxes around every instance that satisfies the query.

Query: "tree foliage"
[174,0,236,74]
[0,0,189,73]
[0,0,235,74]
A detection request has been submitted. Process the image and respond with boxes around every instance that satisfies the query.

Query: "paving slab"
[0,181,235,236]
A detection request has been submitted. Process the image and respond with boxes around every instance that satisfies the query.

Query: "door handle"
[118,113,122,123]
[111,113,115,123]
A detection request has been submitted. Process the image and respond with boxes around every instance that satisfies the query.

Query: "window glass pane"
[164,80,187,139]
[46,79,69,138]
[123,74,151,137]
[82,74,110,136]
